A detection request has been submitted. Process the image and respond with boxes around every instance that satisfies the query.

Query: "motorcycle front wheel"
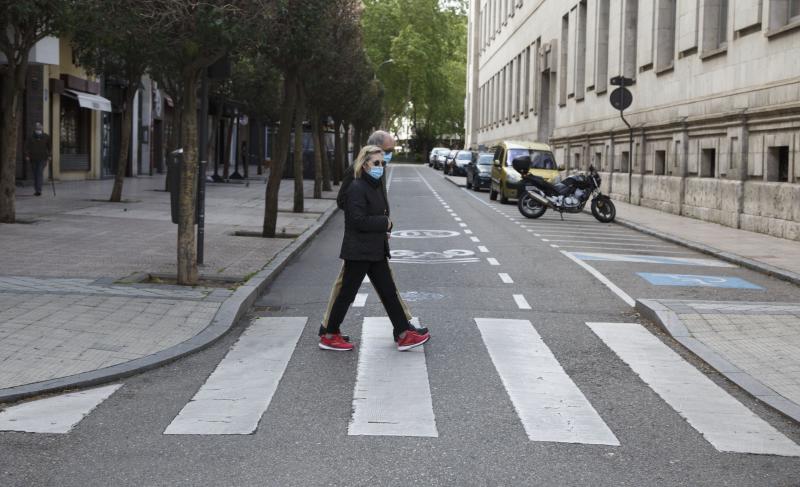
[591,197,616,223]
[518,192,547,219]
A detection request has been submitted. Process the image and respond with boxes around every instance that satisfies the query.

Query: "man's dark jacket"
[337,163,390,213]
[340,174,391,262]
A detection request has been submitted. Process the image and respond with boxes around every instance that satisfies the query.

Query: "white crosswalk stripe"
[164,317,306,435]
[588,322,800,456]
[0,384,122,433]
[476,318,620,446]
[8,314,798,454]
[349,317,437,437]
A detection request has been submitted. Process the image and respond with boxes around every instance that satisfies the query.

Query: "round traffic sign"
[609,87,633,111]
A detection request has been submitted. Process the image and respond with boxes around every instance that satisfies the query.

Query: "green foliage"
[0,0,66,63]
[68,0,152,90]
[362,0,467,146]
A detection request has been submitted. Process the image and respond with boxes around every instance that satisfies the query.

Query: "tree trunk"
[177,73,199,286]
[319,119,331,192]
[0,59,27,223]
[343,121,350,168]
[223,118,233,179]
[293,82,304,213]
[263,71,298,237]
[311,109,323,199]
[110,89,136,202]
[332,117,341,186]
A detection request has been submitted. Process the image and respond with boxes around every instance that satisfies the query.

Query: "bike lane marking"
[588,322,800,456]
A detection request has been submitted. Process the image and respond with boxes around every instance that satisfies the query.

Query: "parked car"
[431,148,450,169]
[489,140,562,204]
[446,150,473,176]
[466,152,494,191]
[429,147,449,167]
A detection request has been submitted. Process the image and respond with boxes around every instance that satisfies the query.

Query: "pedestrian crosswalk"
[3,316,799,456]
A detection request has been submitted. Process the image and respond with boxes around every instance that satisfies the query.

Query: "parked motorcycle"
[512,156,616,223]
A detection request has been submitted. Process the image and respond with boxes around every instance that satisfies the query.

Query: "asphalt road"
[1,164,799,486]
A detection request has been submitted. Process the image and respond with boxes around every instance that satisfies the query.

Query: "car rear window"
[457,152,472,160]
[478,154,493,165]
[506,149,556,169]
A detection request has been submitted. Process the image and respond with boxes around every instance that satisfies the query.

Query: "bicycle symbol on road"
[391,230,460,239]
[391,249,479,264]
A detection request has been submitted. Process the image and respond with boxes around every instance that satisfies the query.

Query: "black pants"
[32,160,46,194]
[326,259,411,339]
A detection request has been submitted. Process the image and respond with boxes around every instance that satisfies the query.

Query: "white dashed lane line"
[513,294,532,310]
[487,258,500,266]
[470,236,481,242]
[499,273,514,283]
[478,246,489,253]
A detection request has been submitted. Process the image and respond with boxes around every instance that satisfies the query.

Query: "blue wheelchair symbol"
[637,273,763,289]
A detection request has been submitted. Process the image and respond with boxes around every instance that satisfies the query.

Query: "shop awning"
[63,89,112,112]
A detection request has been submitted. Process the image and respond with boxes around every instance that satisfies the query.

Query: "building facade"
[465,0,800,241]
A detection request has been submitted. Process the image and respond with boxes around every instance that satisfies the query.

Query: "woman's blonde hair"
[353,145,384,178]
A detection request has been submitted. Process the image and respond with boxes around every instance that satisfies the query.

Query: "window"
[508,59,514,121]
[501,67,506,123]
[509,0,515,18]
[596,0,611,93]
[656,0,677,71]
[701,148,716,178]
[766,146,790,182]
[515,53,522,116]
[702,0,729,54]
[523,46,531,113]
[533,38,541,114]
[620,151,630,172]
[507,149,557,169]
[655,150,666,175]
[594,151,603,170]
[575,0,588,100]
[559,13,569,106]
[623,0,639,80]
[769,0,800,32]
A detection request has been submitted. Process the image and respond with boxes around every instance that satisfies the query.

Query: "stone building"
[465,0,800,240]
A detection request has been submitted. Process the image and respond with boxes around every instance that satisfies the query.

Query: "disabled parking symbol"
[637,273,764,289]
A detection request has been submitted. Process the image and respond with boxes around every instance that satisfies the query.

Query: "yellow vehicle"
[489,141,563,204]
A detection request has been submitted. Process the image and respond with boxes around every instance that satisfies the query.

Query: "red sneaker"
[396,331,430,351]
[319,334,354,351]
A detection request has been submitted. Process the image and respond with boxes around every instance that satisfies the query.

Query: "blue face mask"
[368,166,384,180]
[383,152,393,164]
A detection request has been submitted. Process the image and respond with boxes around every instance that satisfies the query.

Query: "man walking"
[24,122,52,196]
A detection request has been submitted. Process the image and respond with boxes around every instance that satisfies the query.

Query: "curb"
[615,217,800,287]
[636,298,800,423]
[443,175,467,188]
[0,204,340,404]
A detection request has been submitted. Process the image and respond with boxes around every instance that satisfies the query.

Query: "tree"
[140,0,262,284]
[69,0,154,202]
[362,0,467,157]
[260,0,327,237]
[0,0,66,223]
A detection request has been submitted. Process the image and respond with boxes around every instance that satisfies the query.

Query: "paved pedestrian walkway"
[0,171,338,398]
[444,171,800,422]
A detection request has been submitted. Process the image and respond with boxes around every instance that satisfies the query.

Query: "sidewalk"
[444,172,800,422]
[0,173,339,402]
[614,201,800,423]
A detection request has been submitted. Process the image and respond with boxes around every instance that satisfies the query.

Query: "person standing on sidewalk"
[319,145,431,352]
[24,122,51,196]
[319,130,426,341]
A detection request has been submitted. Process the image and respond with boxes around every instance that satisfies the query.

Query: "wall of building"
[465,0,800,241]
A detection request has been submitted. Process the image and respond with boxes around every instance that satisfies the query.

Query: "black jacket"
[340,174,391,261]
